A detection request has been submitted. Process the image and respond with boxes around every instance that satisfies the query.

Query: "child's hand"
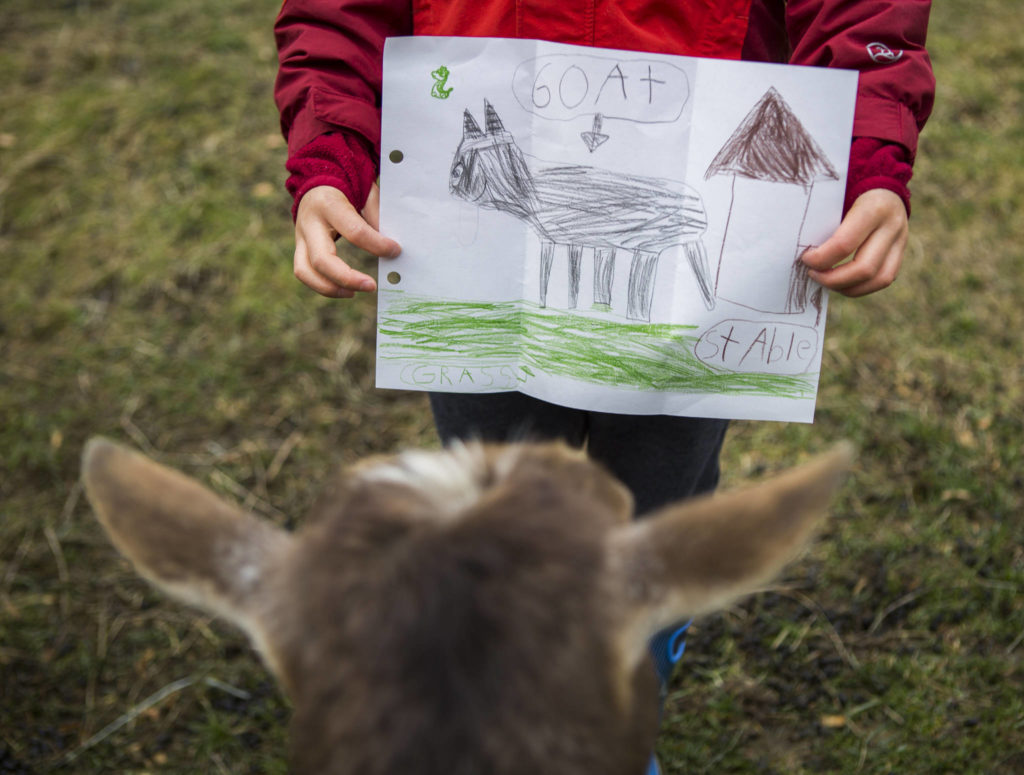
[293,184,402,298]
[800,188,908,298]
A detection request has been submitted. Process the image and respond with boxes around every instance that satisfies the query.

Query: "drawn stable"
[377,36,857,422]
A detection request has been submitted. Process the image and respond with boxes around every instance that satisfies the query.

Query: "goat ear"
[463,109,483,140]
[81,438,292,644]
[607,443,853,670]
[483,99,505,134]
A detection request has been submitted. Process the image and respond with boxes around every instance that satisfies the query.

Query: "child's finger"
[326,196,400,259]
[808,224,905,295]
[801,189,906,274]
[292,235,357,298]
[301,219,378,293]
[834,241,905,298]
[807,230,886,290]
[800,209,873,272]
[361,183,382,231]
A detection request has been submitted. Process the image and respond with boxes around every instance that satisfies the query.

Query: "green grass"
[1,0,1022,772]
[378,293,817,397]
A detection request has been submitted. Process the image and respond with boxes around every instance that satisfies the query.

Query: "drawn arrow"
[580,113,609,153]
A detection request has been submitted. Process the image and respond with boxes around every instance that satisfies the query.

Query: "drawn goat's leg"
[539,240,555,308]
[568,244,583,309]
[593,247,615,307]
[627,249,659,321]
[685,240,716,310]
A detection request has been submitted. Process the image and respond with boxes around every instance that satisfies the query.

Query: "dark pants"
[429,391,729,514]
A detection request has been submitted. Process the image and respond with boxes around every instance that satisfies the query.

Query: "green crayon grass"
[379,293,817,397]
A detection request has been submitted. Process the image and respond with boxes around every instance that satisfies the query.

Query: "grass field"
[1,0,1022,772]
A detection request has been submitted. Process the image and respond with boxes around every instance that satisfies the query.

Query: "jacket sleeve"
[274,0,413,159]
[284,131,379,217]
[785,0,935,160]
[845,137,913,215]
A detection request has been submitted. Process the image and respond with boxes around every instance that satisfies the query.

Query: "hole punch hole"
[388,150,404,164]
[386,272,402,285]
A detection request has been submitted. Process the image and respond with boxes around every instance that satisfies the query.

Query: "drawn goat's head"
[82,437,851,775]
[450,100,537,216]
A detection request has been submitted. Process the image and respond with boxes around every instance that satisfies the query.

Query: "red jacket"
[275,0,933,214]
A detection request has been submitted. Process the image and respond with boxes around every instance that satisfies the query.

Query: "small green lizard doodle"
[430,65,453,99]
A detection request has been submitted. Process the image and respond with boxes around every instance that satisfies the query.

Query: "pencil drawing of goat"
[82,437,851,775]
[450,101,715,321]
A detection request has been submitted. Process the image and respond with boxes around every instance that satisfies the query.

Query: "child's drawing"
[705,87,839,317]
[450,101,714,321]
[580,113,609,153]
[377,36,858,422]
[430,65,454,99]
[511,54,693,154]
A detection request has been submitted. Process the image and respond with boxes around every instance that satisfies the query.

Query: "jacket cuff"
[844,137,914,217]
[285,131,378,220]
[851,97,926,162]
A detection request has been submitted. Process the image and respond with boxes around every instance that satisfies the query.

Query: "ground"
[0,0,1021,772]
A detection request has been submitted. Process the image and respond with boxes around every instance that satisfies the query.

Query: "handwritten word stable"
[695,320,818,375]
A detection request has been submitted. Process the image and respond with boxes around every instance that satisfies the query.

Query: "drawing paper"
[376,36,857,422]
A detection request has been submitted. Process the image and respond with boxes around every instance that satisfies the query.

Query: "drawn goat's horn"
[463,109,484,140]
[483,100,505,134]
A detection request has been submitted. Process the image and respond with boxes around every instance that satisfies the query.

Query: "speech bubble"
[512,55,690,124]
[695,319,819,375]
